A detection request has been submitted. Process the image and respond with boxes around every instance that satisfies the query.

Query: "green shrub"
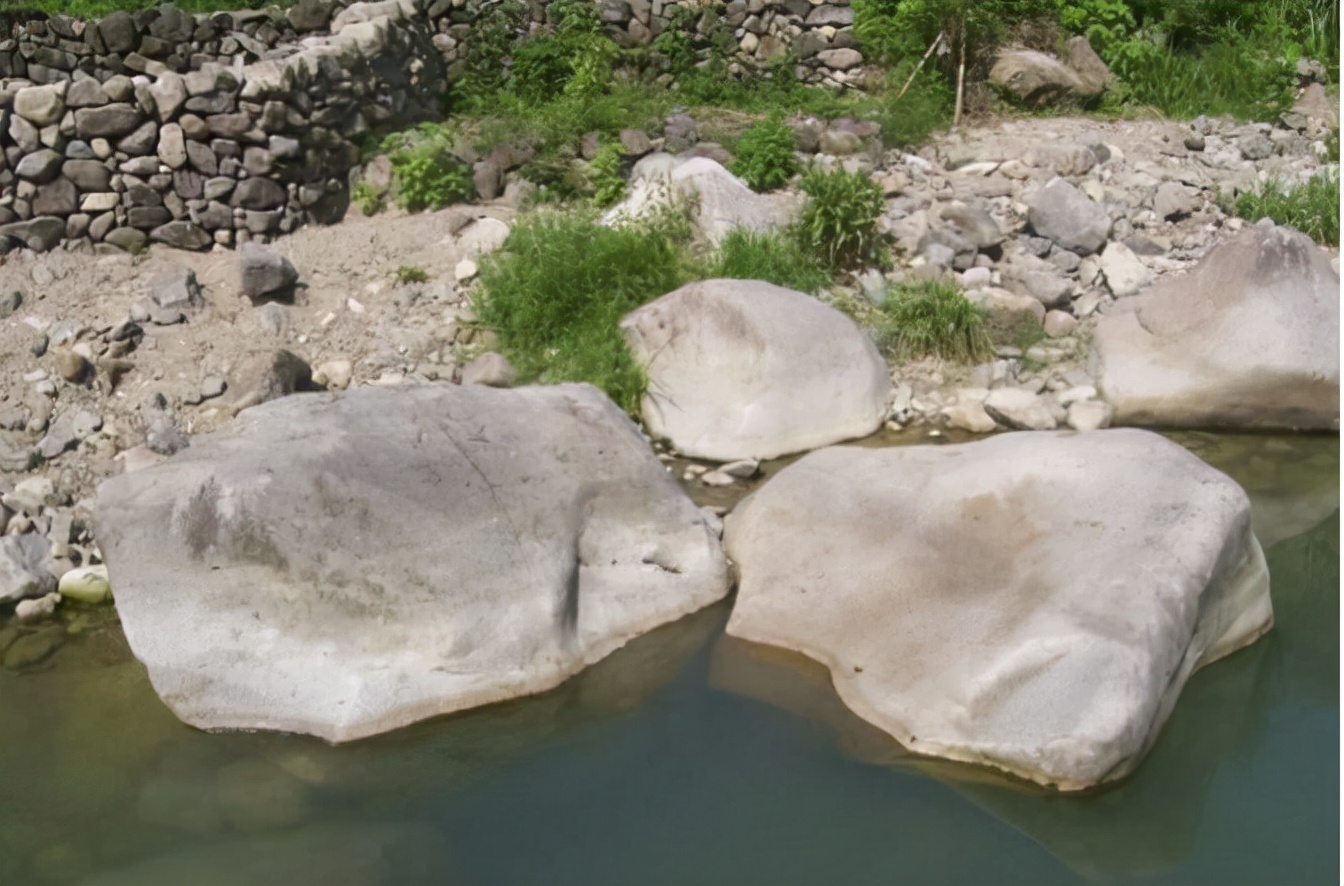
[877,279,994,363]
[730,116,799,192]
[793,167,887,271]
[711,228,831,294]
[1230,169,1340,246]
[352,182,383,216]
[870,61,955,148]
[386,126,475,212]
[473,212,690,413]
[394,265,429,285]
[589,143,627,207]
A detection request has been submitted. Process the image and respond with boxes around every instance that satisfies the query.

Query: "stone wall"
[0,0,864,255]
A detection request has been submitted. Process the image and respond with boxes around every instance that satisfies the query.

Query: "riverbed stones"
[95,383,729,742]
[1,532,55,603]
[239,242,299,303]
[724,429,1273,790]
[1093,223,1339,429]
[1027,178,1111,255]
[621,278,891,461]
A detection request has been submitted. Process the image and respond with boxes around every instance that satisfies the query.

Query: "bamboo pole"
[893,29,945,101]
[952,27,966,129]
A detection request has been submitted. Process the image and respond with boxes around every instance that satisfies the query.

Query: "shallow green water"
[0,432,1337,885]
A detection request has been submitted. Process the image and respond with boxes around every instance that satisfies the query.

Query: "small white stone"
[58,564,113,604]
[346,298,365,314]
[454,258,478,282]
[16,592,59,622]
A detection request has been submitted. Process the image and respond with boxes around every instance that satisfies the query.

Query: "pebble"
[15,591,59,622]
[58,564,113,604]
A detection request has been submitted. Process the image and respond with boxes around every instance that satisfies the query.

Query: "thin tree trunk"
[952,27,966,129]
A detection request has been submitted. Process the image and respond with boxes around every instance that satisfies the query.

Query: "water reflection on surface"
[0,432,1336,885]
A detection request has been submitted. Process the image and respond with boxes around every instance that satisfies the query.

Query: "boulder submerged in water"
[95,383,730,742]
[1093,222,1340,430]
[723,428,1272,791]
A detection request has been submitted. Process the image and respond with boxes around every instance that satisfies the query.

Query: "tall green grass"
[711,229,831,294]
[1231,169,1340,246]
[877,279,994,363]
[473,211,690,413]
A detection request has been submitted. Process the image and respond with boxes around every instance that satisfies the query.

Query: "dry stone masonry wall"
[0,0,864,256]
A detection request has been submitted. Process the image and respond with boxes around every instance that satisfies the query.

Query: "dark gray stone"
[97,11,140,55]
[14,149,65,184]
[128,205,172,229]
[32,177,78,216]
[74,103,144,139]
[150,220,212,250]
[105,226,149,253]
[185,139,218,176]
[173,168,205,200]
[230,176,287,211]
[0,216,68,252]
[117,119,159,156]
[206,113,253,139]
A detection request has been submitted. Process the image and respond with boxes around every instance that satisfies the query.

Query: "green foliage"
[1230,169,1340,246]
[877,279,994,363]
[711,228,831,294]
[352,182,383,216]
[473,211,690,413]
[794,167,888,271]
[870,61,955,147]
[385,126,475,212]
[589,143,627,207]
[394,266,430,285]
[730,116,799,192]
[854,0,1055,75]
[445,0,528,112]
[508,0,614,103]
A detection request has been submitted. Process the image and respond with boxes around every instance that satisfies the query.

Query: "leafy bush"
[589,143,627,207]
[1230,169,1340,245]
[877,279,994,362]
[870,61,955,148]
[794,167,888,271]
[711,228,831,294]
[385,126,475,212]
[730,116,799,192]
[473,212,690,413]
[351,182,383,216]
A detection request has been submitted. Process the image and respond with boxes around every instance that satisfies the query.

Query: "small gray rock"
[239,242,299,303]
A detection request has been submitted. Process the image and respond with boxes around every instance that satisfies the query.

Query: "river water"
[0,431,1336,885]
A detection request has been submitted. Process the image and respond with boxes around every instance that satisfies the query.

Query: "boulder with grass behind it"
[1093,223,1339,429]
[724,429,1272,791]
[621,278,891,461]
[95,384,729,742]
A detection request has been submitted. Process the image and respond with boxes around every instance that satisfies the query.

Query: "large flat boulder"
[621,278,892,461]
[724,429,1272,790]
[95,384,729,742]
[1093,223,1339,429]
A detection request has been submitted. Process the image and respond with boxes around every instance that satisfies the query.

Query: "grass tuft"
[473,211,690,413]
[1231,169,1340,246]
[877,279,994,363]
[711,228,831,294]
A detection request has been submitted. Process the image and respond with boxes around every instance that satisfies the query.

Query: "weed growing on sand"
[877,278,994,363]
[394,266,430,285]
[794,167,888,272]
[473,211,689,413]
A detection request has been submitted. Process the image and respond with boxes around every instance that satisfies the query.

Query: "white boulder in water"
[1093,223,1339,430]
[95,384,729,742]
[724,429,1272,790]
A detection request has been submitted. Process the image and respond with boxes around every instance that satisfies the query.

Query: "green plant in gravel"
[1229,169,1340,246]
[384,125,475,212]
[588,143,627,208]
[794,167,888,272]
[15,0,288,17]
[711,228,831,294]
[877,278,994,363]
[730,116,798,192]
[352,182,383,216]
[473,211,690,413]
[394,265,429,285]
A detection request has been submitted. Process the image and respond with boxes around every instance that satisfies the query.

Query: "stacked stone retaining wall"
[0,0,865,255]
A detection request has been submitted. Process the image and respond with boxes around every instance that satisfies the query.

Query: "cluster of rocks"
[0,0,448,256]
[588,0,865,88]
[0,0,877,257]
